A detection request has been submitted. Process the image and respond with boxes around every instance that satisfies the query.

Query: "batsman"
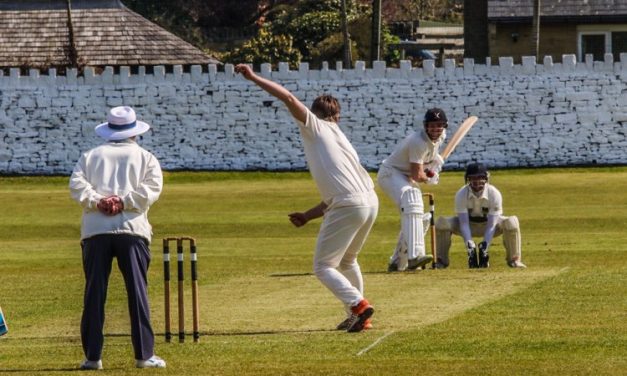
[435,162,527,269]
[377,108,447,271]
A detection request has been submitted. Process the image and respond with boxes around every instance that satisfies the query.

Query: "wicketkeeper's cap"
[423,108,448,125]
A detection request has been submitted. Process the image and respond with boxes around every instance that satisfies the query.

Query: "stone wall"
[1,54,627,174]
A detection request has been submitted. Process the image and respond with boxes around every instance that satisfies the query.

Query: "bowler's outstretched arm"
[235,64,308,124]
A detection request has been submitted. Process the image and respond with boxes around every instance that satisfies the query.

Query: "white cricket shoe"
[79,359,102,370]
[136,355,166,368]
[508,260,527,268]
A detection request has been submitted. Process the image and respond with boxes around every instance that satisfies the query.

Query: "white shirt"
[382,129,446,174]
[296,109,375,208]
[69,140,163,243]
[454,183,503,220]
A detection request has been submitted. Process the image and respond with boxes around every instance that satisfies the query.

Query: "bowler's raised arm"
[235,64,308,124]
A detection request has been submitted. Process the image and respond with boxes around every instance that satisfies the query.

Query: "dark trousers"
[81,234,154,361]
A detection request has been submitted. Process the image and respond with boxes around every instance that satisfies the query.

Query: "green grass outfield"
[0,167,625,375]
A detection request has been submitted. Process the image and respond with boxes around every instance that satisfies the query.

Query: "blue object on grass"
[0,306,8,336]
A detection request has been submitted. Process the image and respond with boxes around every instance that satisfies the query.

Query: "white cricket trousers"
[313,192,378,309]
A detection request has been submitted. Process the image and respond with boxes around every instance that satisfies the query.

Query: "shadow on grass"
[0,368,84,373]
[269,270,432,277]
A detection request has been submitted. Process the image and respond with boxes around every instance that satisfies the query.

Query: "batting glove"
[424,154,444,174]
[424,171,439,185]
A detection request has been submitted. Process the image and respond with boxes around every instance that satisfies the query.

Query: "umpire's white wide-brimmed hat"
[95,106,150,141]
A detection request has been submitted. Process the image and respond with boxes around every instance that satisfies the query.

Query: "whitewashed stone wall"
[1,54,627,174]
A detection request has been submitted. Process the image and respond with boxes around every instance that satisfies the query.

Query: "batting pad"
[400,188,425,259]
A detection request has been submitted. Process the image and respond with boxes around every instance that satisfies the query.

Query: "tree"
[224,27,301,68]
[369,0,463,22]
[265,0,347,61]
[123,1,208,48]
[260,0,398,66]
[122,1,439,66]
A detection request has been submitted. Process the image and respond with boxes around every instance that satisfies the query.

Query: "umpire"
[69,106,166,369]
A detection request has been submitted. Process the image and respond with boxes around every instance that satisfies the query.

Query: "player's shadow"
[269,270,431,277]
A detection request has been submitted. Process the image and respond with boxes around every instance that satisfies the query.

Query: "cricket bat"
[440,116,479,160]
[0,306,7,336]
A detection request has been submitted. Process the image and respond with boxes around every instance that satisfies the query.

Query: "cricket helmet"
[464,162,490,183]
[423,108,448,128]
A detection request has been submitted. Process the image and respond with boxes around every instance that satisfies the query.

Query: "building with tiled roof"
[489,0,627,21]
[465,0,627,63]
[0,0,219,71]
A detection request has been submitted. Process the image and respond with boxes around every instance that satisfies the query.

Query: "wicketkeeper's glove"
[467,240,479,268]
[478,241,489,268]
[466,240,476,251]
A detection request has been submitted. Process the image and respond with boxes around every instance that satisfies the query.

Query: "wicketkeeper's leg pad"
[435,216,453,267]
[501,215,522,262]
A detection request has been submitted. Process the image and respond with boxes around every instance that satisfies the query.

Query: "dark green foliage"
[263,0,398,66]
[223,27,302,68]
[123,0,209,48]
[119,1,424,65]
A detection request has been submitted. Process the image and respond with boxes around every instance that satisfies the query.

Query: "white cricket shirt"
[382,129,445,174]
[69,140,163,243]
[454,183,503,220]
[296,109,375,208]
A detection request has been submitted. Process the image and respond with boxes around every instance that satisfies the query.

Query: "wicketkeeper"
[435,162,527,268]
[377,108,447,272]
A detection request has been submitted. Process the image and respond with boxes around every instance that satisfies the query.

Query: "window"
[580,33,607,61]
[612,32,627,61]
[578,30,627,62]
